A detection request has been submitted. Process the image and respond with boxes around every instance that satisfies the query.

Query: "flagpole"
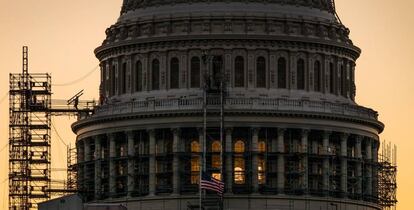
[200,53,209,210]
[219,61,225,210]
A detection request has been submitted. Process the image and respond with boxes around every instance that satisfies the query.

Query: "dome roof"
[121,0,336,15]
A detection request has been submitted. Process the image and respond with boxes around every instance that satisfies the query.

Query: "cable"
[51,119,68,147]
[0,92,8,105]
[54,65,99,87]
[0,143,8,154]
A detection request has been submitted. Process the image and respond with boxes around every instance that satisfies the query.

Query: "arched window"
[152,59,160,90]
[135,60,142,92]
[234,140,245,153]
[258,141,266,153]
[190,57,200,88]
[190,140,200,184]
[277,57,287,88]
[211,140,221,170]
[122,63,127,94]
[329,62,335,94]
[314,61,321,92]
[341,64,346,96]
[256,57,266,88]
[234,56,245,88]
[170,58,179,89]
[211,141,221,152]
[297,59,305,90]
[191,141,200,153]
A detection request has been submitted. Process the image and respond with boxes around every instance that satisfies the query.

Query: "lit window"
[211,141,221,152]
[258,141,266,153]
[191,140,200,153]
[211,140,221,169]
[234,140,245,153]
[191,157,200,172]
[258,157,266,184]
[212,173,221,181]
[234,157,245,184]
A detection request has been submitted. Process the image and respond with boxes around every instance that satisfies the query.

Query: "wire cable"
[0,92,8,105]
[51,119,68,147]
[0,143,8,154]
[54,65,99,87]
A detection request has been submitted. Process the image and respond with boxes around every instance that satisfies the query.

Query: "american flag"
[200,173,224,196]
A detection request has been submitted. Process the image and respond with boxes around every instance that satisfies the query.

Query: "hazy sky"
[0,0,413,209]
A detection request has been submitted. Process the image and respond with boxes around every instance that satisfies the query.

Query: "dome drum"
[72,0,386,209]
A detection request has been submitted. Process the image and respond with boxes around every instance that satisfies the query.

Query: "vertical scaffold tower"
[9,46,52,210]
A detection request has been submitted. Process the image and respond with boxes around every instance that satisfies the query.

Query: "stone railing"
[92,97,379,121]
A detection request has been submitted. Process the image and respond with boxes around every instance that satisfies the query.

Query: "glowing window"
[212,173,221,181]
[211,141,221,152]
[234,157,245,184]
[212,155,221,169]
[258,157,266,184]
[258,141,266,153]
[191,140,200,153]
[234,140,245,153]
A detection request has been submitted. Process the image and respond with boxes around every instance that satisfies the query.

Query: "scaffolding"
[378,141,397,210]
[9,46,52,210]
[8,46,94,210]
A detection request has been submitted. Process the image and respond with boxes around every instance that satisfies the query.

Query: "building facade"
[72,0,384,209]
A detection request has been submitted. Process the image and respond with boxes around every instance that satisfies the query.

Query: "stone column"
[365,138,373,197]
[127,131,135,197]
[172,128,181,195]
[108,133,116,197]
[372,140,379,198]
[301,130,309,193]
[84,139,90,162]
[94,136,102,199]
[355,136,363,197]
[148,129,156,196]
[83,139,90,195]
[340,133,349,197]
[322,131,330,195]
[225,128,233,193]
[277,128,285,193]
[251,128,259,193]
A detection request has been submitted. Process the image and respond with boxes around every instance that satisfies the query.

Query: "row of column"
[79,128,377,199]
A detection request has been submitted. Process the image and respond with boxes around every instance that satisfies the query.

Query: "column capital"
[323,130,332,138]
[146,129,156,136]
[125,130,135,139]
[225,127,233,135]
[251,127,260,135]
[107,133,117,140]
[171,127,181,135]
[301,129,310,136]
[277,128,286,135]
[340,133,350,140]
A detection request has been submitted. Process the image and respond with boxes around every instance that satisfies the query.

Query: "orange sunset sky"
[0,0,413,209]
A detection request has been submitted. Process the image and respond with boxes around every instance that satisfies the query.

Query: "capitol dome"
[73,0,384,209]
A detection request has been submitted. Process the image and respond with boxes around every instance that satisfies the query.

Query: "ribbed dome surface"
[121,0,336,14]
